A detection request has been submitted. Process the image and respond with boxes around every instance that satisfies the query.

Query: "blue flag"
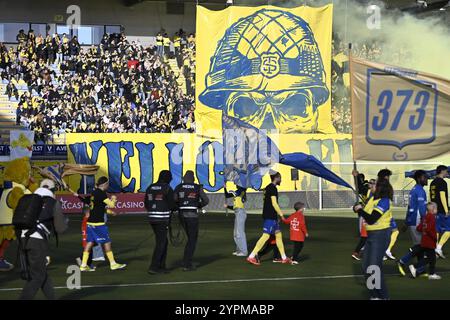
[222,115,280,189]
[280,152,353,189]
[222,115,352,190]
[404,166,449,179]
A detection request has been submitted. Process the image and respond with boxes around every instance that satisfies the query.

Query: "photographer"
[174,171,209,271]
[18,179,68,300]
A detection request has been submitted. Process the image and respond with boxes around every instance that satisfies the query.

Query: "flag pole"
[348,42,360,202]
[224,179,229,217]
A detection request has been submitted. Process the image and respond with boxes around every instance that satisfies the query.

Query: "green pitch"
[1,210,449,300]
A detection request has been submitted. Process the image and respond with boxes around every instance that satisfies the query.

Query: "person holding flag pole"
[224,185,248,257]
[353,177,394,300]
[350,43,391,299]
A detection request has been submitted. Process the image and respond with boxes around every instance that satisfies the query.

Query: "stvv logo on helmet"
[260,53,281,79]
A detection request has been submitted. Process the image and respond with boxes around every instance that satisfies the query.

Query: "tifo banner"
[10,130,34,160]
[195,5,334,135]
[65,133,353,193]
[350,56,450,161]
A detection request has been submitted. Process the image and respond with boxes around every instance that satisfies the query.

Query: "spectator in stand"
[69,36,80,57]
[155,32,164,56]
[163,33,171,58]
[5,82,19,101]
[1,30,196,143]
[16,29,27,44]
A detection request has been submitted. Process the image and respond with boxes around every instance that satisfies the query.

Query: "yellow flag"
[195,5,334,135]
[350,56,450,161]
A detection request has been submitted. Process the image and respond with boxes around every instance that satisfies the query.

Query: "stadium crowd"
[0,29,196,143]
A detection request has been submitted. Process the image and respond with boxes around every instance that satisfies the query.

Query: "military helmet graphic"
[199,9,329,118]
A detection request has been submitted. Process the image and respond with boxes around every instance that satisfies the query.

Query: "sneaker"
[232,252,238,256]
[110,263,127,271]
[428,274,442,280]
[409,265,417,278]
[148,268,161,275]
[397,261,406,276]
[435,248,446,259]
[46,256,51,266]
[291,260,299,265]
[235,252,247,257]
[80,265,96,272]
[281,257,292,264]
[182,266,197,272]
[92,257,106,262]
[272,258,283,263]
[75,257,82,266]
[246,256,260,266]
[385,251,396,260]
[383,256,387,261]
[352,252,361,261]
[0,259,14,271]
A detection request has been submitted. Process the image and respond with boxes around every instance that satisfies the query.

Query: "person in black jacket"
[19,179,68,300]
[174,171,209,271]
[145,170,175,274]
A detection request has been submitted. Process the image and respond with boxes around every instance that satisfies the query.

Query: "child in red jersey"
[352,217,368,261]
[75,194,95,270]
[409,202,441,280]
[282,202,308,265]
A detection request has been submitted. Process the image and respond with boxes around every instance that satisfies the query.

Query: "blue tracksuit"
[405,184,427,227]
[400,184,427,266]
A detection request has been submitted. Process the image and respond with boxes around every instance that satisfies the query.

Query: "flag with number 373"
[351,57,450,161]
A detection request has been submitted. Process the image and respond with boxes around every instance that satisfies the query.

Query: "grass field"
[1,210,450,300]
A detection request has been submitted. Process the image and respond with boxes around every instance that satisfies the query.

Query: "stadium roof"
[124,0,443,7]
[124,0,450,17]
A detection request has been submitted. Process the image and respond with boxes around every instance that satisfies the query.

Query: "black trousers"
[354,237,367,253]
[415,247,436,275]
[19,238,55,300]
[150,221,169,271]
[406,244,425,263]
[258,243,280,260]
[292,241,304,262]
[181,216,199,268]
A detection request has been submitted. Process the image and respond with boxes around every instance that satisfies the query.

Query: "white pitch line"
[0,274,365,292]
[3,270,447,292]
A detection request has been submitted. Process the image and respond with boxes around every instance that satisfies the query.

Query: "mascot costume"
[0,157,38,271]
